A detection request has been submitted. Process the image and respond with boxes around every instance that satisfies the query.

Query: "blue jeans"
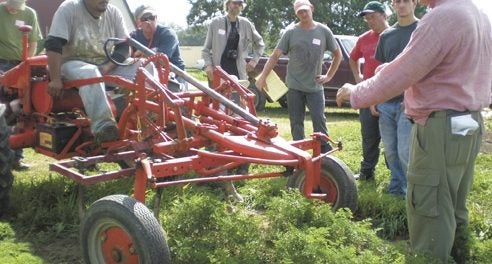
[287,89,331,152]
[378,101,412,195]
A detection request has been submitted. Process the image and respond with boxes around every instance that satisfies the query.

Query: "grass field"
[0,102,491,263]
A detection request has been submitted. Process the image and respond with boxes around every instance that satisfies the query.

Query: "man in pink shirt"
[348,1,389,181]
[337,0,492,262]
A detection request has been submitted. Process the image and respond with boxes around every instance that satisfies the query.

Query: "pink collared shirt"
[350,0,492,125]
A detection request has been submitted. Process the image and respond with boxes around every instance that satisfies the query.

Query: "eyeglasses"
[140,15,156,22]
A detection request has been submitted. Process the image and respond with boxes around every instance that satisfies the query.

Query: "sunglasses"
[140,15,156,22]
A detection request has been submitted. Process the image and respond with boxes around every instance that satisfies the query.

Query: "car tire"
[248,81,266,111]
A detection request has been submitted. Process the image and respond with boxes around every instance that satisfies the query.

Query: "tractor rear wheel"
[287,156,357,212]
[0,114,13,216]
[81,194,171,264]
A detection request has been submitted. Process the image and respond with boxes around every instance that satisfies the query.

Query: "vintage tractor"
[0,26,357,263]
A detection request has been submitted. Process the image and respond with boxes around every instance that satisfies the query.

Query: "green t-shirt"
[375,21,419,63]
[0,4,42,60]
[276,22,338,92]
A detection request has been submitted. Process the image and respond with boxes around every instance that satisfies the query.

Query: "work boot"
[12,159,30,171]
[354,171,374,181]
[94,123,119,145]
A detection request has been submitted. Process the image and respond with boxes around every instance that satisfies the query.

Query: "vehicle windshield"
[324,35,356,60]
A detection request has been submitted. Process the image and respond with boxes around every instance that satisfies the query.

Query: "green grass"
[0,103,491,263]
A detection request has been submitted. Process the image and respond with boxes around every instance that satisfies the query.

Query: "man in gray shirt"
[45,0,150,144]
[256,0,341,153]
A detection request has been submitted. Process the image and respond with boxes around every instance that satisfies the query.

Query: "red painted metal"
[3,31,344,213]
[101,227,139,264]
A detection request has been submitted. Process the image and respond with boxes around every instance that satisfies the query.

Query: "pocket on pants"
[408,170,440,218]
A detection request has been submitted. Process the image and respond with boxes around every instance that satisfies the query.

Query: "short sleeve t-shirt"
[375,21,418,63]
[48,0,128,65]
[349,30,381,80]
[276,22,338,92]
[0,4,43,61]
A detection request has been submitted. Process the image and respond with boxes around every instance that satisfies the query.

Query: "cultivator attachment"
[3,29,357,264]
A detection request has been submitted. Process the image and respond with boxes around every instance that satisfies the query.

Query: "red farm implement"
[0,28,357,263]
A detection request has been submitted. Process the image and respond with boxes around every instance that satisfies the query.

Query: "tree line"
[177,0,426,49]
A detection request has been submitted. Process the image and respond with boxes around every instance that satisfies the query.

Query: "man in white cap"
[256,0,342,154]
[0,0,42,170]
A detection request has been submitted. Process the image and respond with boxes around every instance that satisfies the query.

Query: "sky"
[126,0,492,29]
[126,0,192,28]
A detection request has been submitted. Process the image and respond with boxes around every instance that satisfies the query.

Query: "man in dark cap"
[349,1,389,181]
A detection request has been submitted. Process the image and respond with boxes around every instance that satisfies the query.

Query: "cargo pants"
[406,110,483,262]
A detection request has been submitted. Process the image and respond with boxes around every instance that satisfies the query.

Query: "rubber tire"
[248,82,266,111]
[287,156,357,212]
[0,114,13,216]
[81,194,171,264]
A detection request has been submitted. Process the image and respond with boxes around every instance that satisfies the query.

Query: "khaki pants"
[406,111,483,262]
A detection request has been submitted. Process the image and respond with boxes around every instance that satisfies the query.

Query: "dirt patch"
[35,237,82,264]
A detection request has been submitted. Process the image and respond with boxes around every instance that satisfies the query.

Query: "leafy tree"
[177,25,208,46]
[186,0,426,49]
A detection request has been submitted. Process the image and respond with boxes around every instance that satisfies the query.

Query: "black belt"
[408,109,477,124]
[0,59,21,65]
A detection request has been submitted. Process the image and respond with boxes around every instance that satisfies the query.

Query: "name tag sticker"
[312,38,321,45]
[15,20,25,27]
[218,29,226,35]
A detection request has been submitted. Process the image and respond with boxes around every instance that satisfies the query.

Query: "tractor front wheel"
[287,156,357,212]
[0,113,13,216]
[81,194,170,264]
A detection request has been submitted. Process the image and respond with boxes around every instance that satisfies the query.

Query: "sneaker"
[354,172,374,181]
[12,159,30,171]
[94,123,119,145]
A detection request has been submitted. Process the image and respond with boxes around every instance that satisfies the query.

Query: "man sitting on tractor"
[45,0,147,144]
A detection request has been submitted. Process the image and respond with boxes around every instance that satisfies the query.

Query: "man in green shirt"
[0,0,42,171]
[256,0,342,154]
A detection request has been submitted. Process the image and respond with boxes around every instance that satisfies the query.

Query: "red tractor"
[0,28,357,263]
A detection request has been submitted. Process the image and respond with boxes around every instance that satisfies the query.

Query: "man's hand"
[246,60,257,72]
[255,75,268,92]
[205,65,214,81]
[370,105,380,117]
[98,62,116,75]
[48,78,64,98]
[315,74,333,85]
[336,83,356,107]
[133,50,144,58]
